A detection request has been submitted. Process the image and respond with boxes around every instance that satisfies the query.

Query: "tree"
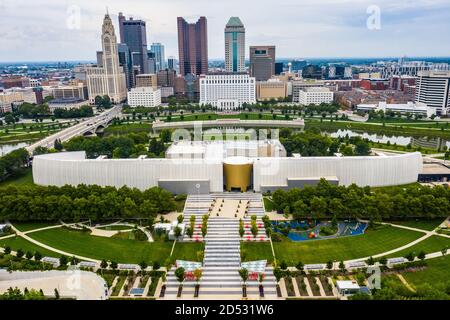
[339,261,346,273]
[405,252,415,262]
[152,261,161,271]
[100,259,108,269]
[366,256,375,266]
[59,255,68,266]
[34,251,42,261]
[174,226,182,239]
[3,246,11,254]
[175,267,185,284]
[326,260,333,270]
[193,268,203,284]
[110,261,118,270]
[25,251,33,260]
[273,267,283,284]
[139,261,148,271]
[379,257,388,266]
[280,261,288,270]
[296,261,304,271]
[16,249,24,258]
[238,268,249,285]
[186,227,194,238]
[54,139,63,151]
[417,251,426,261]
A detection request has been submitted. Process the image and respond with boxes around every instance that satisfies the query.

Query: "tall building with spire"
[86,14,127,104]
[225,17,245,73]
[177,17,208,76]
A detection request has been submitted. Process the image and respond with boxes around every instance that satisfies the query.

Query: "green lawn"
[263,197,276,212]
[241,242,274,263]
[403,254,450,290]
[171,242,205,262]
[104,123,152,136]
[387,219,445,231]
[11,221,58,232]
[28,228,174,264]
[0,235,59,258]
[384,235,450,259]
[271,225,423,265]
[0,168,34,187]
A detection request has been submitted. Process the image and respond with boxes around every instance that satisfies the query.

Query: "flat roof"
[421,163,450,175]
[336,280,360,289]
[223,156,253,165]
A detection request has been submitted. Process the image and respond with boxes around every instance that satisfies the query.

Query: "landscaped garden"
[383,235,450,259]
[270,225,422,265]
[25,227,199,265]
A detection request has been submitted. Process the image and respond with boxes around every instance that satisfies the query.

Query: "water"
[0,142,30,156]
[328,129,450,150]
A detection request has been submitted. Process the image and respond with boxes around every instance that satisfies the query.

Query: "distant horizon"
[2,56,450,65]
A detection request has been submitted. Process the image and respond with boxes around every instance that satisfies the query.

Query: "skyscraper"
[416,71,450,116]
[150,43,166,72]
[177,17,208,76]
[167,56,178,71]
[224,17,245,73]
[120,16,149,74]
[85,14,127,103]
[249,46,276,81]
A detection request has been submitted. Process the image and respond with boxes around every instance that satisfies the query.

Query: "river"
[0,142,30,156]
[328,129,450,150]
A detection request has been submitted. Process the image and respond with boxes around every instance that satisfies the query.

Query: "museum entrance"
[223,157,254,192]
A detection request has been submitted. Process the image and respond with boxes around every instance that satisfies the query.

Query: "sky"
[0,0,450,62]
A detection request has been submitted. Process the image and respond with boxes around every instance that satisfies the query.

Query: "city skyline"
[1,0,450,62]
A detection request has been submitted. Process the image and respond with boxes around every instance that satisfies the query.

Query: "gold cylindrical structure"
[223,157,253,192]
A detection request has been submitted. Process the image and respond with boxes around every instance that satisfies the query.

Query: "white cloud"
[0,0,449,61]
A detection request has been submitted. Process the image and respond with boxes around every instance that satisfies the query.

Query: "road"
[26,106,121,154]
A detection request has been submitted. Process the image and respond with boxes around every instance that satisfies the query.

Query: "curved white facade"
[253,153,423,191]
[33,152,422,193]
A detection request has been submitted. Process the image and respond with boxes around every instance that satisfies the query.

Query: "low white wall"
[33,152,223,192]
[253,152,423,191]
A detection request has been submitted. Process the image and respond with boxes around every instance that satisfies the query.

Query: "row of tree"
[0,184,176,221]
[0,148,29,182]
[280,129,371,157]
[270,180,450,220]
[53,105,94,118]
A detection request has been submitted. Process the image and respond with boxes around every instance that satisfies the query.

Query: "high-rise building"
[135,74,157,90]
[147,51,157,74]
[290,59,307,72]
[249,46,276,81]
[199,73,256,110]
[177,17,208,76]
[167,56,177,71]
[85,14,127,104]
[416,71,450,115]
[120,16,149,74]
[157,69,176,87]
[302,64,323,80]
[224,17,245,73]
[275,62,283,75]
[118,43,134,89]
[150,43,166,72]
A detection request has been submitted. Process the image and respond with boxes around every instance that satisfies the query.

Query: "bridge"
[26,106,121,154]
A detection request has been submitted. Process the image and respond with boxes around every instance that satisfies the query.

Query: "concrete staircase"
[164,193,277,299]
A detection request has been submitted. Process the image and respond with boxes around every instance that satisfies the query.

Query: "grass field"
[403,254,450,289]
[171,242,205,262]
[11,221,57,232]
[387,219,445,231]
[0,168,34,187]
[263,197,276,212]
[27,228,174,264]
[384,235,450,259]
[0,235,59,258]
[241,242,274,263]
[271,225,423,265]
